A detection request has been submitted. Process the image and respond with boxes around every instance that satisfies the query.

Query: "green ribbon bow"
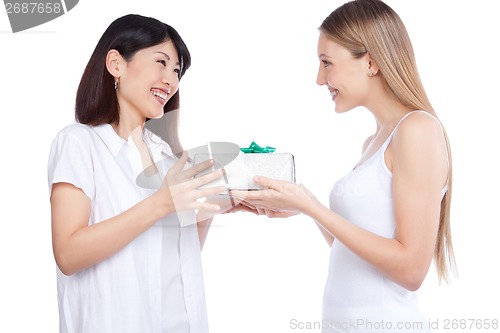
[240,141,276,154]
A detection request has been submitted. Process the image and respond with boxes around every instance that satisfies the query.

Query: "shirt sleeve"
[47,125,96,200]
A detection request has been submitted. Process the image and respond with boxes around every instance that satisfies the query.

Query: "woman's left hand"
[196,194,260,222]
[230,176,319,215]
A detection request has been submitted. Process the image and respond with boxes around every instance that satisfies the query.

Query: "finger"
[183,159,216,179]
[181,200,222,212]
[193,169,224,188]
[196,186,227,199]
[265,209,276,218]
[227,189,248,204]
[168,151,188,175]
[231,189,272,201]
[233,205,259,214]
[229,190,267,201]
[197,202,221,211]
[239,199,256,210]
[228,190,247,200]
[243,206,259,214]
[253,176,285,192]
[222,200,257,213]
[224,205,252,214]
[203,194,231,208]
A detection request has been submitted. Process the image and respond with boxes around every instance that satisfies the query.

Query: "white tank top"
[322,111,446,332]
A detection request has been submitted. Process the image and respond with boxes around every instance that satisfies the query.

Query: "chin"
[149,111,165,120]
[334,106,348,114]
[334,103,354,114]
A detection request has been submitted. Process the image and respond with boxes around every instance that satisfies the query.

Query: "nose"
[316,64,326,86]
[162,70,180,90]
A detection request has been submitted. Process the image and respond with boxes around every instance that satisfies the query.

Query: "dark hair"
[75,14,191,153]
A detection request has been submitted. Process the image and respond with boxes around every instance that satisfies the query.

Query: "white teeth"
[151,89,167,101]
[330,89,339,98]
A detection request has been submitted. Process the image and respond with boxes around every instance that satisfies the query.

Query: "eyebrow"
[318,53,331,59]
[155,51,181,66]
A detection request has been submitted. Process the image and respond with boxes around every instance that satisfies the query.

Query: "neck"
[114,118,157,176]
[112,113,146,141]
[364,80,412,132]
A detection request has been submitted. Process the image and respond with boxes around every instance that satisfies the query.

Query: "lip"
[150,87,171,106]
[329,88,339,100]
[152,87,171,95]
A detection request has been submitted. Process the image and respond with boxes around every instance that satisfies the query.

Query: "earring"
[368,71,376,77]
[114,79,119,90]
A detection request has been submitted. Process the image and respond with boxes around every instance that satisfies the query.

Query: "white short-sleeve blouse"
[48,123,208,333]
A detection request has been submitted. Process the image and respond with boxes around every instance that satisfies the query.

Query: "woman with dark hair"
[47,14,224,333]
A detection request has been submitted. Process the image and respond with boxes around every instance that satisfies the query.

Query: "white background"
[1,0,499,332]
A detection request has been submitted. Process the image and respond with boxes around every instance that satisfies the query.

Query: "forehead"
[317,32,349,58]
[136,40,179,61]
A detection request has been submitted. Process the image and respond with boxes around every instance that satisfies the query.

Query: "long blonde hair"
[320,0,456,283]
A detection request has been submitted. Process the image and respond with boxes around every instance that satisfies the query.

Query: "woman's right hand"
[154,151,226,216]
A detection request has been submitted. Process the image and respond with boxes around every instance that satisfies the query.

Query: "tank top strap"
[381,110,450,196]
[381,110,425,151]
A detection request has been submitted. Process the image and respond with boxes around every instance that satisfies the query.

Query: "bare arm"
[51,183,168,275]
[315,221,334,247]
[239,113,448,290]
[51,153,225,275]
[249,135,375,248]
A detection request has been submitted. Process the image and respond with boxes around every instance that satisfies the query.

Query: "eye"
[157,60,166,66]
[321,59,331,67]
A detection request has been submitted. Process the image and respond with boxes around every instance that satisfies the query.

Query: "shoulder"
[389,111,448,176]
[52,123,95,145]
[49,123,97,156]
[392,111,445,151]
[56,122,93,138]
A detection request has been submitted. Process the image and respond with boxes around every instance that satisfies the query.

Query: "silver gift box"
[194,152,295,190]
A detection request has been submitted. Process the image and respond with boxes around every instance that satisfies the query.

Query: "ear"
[366,53,380,76]
[105,49,124,78]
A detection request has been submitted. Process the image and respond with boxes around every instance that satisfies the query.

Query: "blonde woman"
[234,0,456,332]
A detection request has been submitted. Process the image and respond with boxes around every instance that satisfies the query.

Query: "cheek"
[166,85,179,102]
[122,70,146,90]
[325,70,336,87]
[171,75,180,88]
[341,70,365,92]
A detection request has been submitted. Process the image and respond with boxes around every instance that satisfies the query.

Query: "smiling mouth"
[330,89,339,99]
[151,88,168,105]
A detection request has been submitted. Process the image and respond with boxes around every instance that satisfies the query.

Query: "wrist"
[150,191,174,219]
[301,195,322,217]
